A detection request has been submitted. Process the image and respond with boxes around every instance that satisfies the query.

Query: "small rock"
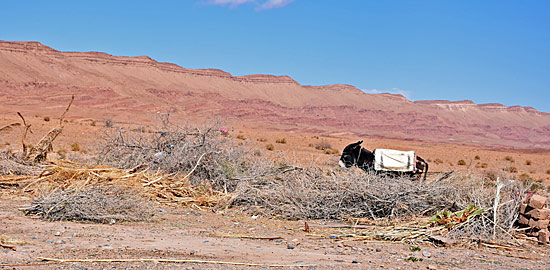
[54,231,61,236]
[427,265,438,270]
[274,239,283,242]
[375,247,381,252]
[46,240,54,243]
[287,243,295,249]
[109,219,116,225]
[422,251,431,258]
[352,259,360,264]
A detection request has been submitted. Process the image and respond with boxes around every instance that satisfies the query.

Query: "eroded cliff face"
[1,40,549,149]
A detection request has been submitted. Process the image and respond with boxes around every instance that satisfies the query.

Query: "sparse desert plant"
[257,138,268,142]
[56,149,67,159]
[70,142,80,152]
[266,144,274,151]
[426,158,432,162]
[43,116,50,122]
[449,162,454,166]
[314,140,332,151]
[236,134,246,140]
[457,160,466,166]
[474,155,480,160]
[90,120,96,126]
[546,169,550,175]
[324,148,339,155]
[254,150,262,156]
[504,166,518,173]
[525,160,532,166]
[275,138,287,144]
[520,177,544,192]
[481,163,488,168]
[104,119,114,128]
[504,156,515,163]
[434,158,443,164]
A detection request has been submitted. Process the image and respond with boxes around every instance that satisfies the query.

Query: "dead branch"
[17,112,32,156]
[24,95,74,162]
[58,95,74,128]
[38,257,313,267]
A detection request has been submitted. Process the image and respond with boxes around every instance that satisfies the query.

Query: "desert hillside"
[1,40,549,149]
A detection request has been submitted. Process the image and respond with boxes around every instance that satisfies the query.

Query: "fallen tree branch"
[182,152,206,180]
[17,112,32,156]
[24,95,74,162]
[214,233,285,240]
[38,257,313,267]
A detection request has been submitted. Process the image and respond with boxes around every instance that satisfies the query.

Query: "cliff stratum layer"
[1,41,549,149]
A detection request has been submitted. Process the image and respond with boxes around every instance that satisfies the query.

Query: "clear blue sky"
[1,0,549,112]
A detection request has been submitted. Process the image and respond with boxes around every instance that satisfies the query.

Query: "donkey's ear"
[357,140,363,145]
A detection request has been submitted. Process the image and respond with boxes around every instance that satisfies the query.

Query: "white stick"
[493,177,504,238]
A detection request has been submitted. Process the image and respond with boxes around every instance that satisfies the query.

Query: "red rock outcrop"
[1,40,549,149]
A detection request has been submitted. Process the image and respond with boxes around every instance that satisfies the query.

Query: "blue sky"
[1,0,549,112]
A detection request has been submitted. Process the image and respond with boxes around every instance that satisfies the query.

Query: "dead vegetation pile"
[24,186,153,223]
[229,169,530,241]
[97,119,271,192]
[0,150,43,176]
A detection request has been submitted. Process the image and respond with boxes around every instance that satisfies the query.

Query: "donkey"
[339,140,429,181]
